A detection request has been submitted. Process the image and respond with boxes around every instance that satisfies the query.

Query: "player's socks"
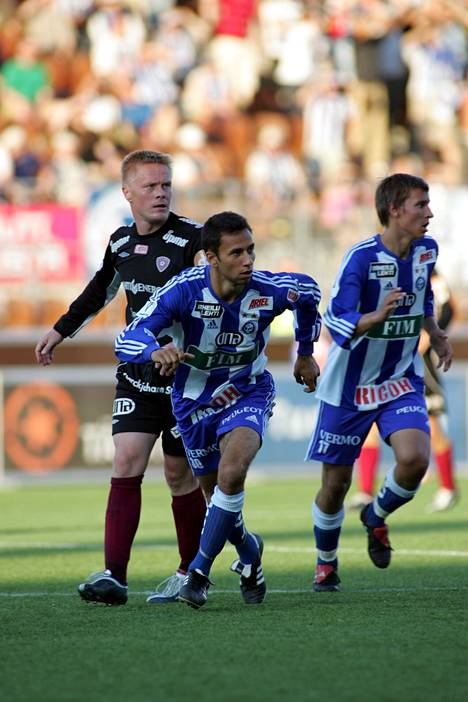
[365,466,418,527]
[189,486,244,576]
[312,502,345,565]
[104,475,143,584]
[358,446,380,496]
[171,486,207,573]
[435,447,456,491]
[228,512,260,564]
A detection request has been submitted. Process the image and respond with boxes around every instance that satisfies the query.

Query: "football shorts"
[306,391,430,465]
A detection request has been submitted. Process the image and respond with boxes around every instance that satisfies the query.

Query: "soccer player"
[306,173,453,591]
[35,150,208,605]
[350,268,459,513]
[115,211,322,608]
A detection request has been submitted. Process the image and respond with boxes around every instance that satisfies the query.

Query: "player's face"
[211,229,256,287]
[122,163,172,230]
[395,188,433,239]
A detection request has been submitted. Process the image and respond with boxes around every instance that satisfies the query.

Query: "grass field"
[1,474,467,702]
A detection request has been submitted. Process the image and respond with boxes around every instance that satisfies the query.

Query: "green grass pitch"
[1,475,467,702]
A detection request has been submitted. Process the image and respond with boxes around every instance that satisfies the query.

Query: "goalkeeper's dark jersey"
[54,212,202,390]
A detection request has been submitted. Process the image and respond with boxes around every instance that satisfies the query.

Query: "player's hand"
[429,329,453,372]
[35,329,64,365]
[151,343,194,376]
[375,288,405,322]
[293,354,320,393]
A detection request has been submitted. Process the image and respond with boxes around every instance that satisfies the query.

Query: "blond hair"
[121,150,172,183]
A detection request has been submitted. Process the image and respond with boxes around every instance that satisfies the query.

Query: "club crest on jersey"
[369,262,397,279]
[418,249,436,264]
[248,296,273,310]
[241,321,256,334]
[287,289,299,303]
[134,244,148,254]
[193,301,223,318]
[415,276,425,290]
[155,256,170,272]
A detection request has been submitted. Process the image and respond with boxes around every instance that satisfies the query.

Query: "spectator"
[244,119,308,207]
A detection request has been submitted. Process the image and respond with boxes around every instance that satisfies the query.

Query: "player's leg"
[106,431,156,579]
[179,382,273,607]
[349,423,380,509]
[162,431,207,576]
[312,462,353,591]
[147,418,207,604]
[306,401,373,590]
[186,426,261,579]
[427,415,458,512]
[78,430,156,606]
[360,394,431,568]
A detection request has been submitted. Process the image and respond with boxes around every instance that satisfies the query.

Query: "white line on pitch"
[0,585,467,599]
[1,542,467,558]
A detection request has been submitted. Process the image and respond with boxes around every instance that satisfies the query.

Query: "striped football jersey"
[115,266,321,420]
[317,234,437,410]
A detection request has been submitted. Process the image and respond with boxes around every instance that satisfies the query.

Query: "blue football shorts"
[306,391,430,465]
[176,375,276,476]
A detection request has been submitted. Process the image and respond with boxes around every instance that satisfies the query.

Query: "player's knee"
[164,455,196,493]
[396,448,429,479]
[113,445,147,478]
[322,466,352,501]
[217,464,247,495]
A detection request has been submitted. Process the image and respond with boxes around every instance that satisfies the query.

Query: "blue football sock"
[189,487,244,576]
[365,466,419,527]
[312,502,344,567]
[228,512,260,564]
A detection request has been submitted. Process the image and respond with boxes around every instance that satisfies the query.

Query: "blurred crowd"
[1,0,468,325]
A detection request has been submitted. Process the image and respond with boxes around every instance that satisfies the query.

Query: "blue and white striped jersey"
[115,265,321,420]
[317,234,437,410]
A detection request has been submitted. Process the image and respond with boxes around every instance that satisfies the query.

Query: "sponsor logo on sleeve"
[110,235,130,253]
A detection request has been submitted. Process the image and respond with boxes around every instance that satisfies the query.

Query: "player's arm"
[286,272,322,392]
[325,254,404,344]
[35,244,120,365]
[423,316,453,372]
[323,259,365,347]
[115,281,182,365]
[150,343,194,376]
[354,288,405,337]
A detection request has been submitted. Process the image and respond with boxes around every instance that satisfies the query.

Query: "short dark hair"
[202,211,252,255]
[121,150,172,183]
[375,173,429,226]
